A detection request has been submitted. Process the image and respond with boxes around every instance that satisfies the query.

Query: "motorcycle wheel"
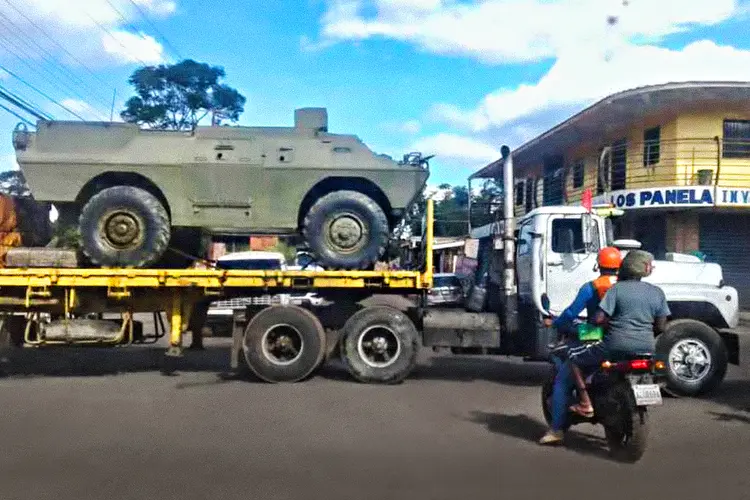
[604,383,649,463]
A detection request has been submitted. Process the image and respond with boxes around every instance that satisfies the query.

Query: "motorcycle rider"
[539,246,622,445]
[566,249,670,418]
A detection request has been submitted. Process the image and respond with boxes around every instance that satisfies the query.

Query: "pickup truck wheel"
[242,305,325,383]
[341,306,419,384]
[79,186,170,268]
[303,190,388,270]
[656,319,728,397]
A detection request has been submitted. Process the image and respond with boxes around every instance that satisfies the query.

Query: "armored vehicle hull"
[12,108,429,269]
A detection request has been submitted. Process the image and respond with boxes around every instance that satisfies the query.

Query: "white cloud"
[102,30,165,64]
[435,40,750,132]
[411,133,499,166]
[0,154,18,171]
[134,0,177,17]
[59,98,109,121]
[1,0,175,67]
[400,119,421,134]
[317,0,739,64]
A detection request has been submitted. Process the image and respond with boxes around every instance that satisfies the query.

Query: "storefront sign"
[716,188,750,207]
[593,187,714,210]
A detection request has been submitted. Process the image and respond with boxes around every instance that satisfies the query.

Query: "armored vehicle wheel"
[303,190,389,269]
[79,186,170,268]
[242,305,325,383]
[340,306,419,384]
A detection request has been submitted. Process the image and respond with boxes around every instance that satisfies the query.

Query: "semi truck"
[0,145,742,395]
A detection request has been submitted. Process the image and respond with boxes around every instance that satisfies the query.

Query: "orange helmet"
[597,246,623,270]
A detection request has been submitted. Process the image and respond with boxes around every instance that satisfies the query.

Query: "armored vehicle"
[12,108,429,269]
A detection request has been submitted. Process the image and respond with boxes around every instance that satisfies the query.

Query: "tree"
[121,59,246,130]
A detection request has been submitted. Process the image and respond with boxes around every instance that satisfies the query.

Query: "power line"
[125,0,183,60]
[104,0,179,63]
[84,10,150,67]
[0,64,86,120]
[0,10,116,109]
[0,84,51,120]
[0,28,110,119]
[0,102,34,125]
[1,0,112,88]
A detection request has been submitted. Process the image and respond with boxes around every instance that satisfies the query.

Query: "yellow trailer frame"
[0,201,436,356]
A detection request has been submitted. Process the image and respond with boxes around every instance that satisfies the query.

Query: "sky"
[0,0,749,186]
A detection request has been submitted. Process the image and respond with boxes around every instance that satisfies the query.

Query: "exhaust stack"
[500,145,517,334]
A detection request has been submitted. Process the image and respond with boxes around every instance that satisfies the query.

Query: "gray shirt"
[598,281,671,353]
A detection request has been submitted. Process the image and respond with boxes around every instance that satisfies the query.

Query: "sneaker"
[538,430,564,445]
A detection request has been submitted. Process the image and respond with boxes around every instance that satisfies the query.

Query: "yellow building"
[473,81,750,306]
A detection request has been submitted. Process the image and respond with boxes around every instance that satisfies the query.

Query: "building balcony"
[534,137,750,213]
[468,137,750,230]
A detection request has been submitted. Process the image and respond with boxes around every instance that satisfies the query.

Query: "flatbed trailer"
[0,203,436,384]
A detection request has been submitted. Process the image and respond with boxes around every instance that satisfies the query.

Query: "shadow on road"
[0,343,551,388]
[319,355,550,387]
[468,411,618,461]
[414,356,549,386]
[706,378,750,415]
[0,345,255,385]
[707,411,750,424]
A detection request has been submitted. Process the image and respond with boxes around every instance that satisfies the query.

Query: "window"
[550,218,586,254]
[643,126,660,166]
[517,223,533,256]
[572,159,585,188]
[723,120,750,158]
[514,180,525,206]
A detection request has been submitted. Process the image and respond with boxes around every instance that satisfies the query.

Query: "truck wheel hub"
[358,326,400,369]
[105,213,140,247]
[261,324,303,366]
[669,339,712,382]
[328,215,364,251]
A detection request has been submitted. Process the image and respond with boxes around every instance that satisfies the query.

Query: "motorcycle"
[539,294,665,463]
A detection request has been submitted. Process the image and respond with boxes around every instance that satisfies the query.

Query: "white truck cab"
[434,147,743,397]
[512,206,738,330]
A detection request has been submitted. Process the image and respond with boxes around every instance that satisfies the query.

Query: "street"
[0,336,748,500]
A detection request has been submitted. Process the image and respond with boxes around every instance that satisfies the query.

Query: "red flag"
[582,188,592,212]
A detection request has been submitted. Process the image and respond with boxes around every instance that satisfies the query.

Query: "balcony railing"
[468,137,750,229]
[588,137,750,191]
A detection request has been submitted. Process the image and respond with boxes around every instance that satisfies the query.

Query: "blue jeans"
[551,355,573,431]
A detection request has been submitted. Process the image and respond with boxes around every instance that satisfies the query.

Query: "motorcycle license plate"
[632,384,663,406]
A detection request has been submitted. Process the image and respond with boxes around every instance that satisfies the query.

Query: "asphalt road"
[0,335,749,500]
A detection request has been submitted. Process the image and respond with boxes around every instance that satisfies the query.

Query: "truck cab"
[425,148,742,396]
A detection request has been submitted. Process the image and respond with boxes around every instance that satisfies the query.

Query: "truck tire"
[302,190,388,270]
[242,305,325,383]
[79,186,170,268]
[340,306,419,384]
[656,319,728,397]
[0,315,24,348]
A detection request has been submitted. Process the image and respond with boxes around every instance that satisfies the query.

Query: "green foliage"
[408,181,501,238]
[121,59,246,130]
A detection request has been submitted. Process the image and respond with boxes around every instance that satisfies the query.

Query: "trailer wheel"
[656,319,728,397]
[79,186,170,268]
[341,306,419,384]
[302,190,389,270]
[242,305,325,383]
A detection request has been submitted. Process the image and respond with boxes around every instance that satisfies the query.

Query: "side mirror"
[540,293,551,314]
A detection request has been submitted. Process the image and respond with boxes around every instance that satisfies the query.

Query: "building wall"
[511,106,750,215]
[676,108,750,188]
